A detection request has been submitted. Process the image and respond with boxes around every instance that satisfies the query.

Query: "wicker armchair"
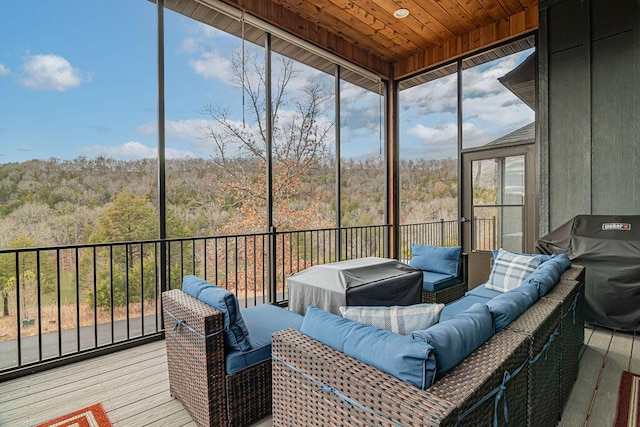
[421,253,468,304]
[162,289,273,427]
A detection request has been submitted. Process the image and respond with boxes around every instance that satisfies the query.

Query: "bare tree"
[202,50,334,233]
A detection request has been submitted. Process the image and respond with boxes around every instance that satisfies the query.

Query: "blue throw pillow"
[524,253,572,297]
[409,244,462,277]
[301,306,436,389]
[182,275,251,352]
[486,283,538,331]
[492,249,556,264]
[182,274,214,299]
[485,249,543,292]
[411,303,493,379]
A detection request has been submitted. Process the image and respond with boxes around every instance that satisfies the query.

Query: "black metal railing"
[473,216,498,251]
[0,223,394,378]
[399,219,460,261]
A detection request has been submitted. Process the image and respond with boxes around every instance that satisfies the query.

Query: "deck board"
[587,329,634,426]
[631,332,640,373]
[0,325,635,427]
[559,326,611,426]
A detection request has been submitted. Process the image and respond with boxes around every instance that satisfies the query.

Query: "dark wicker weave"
[543,275,585,415]
[273,328,457,426]
[226,361,272,427]
[507,298,563,427]
[559,264,586,284]
[162,289,272,427]
[421,282,467,304]
[421,254,468,304]
[272,327,529,427]
[428,330,530,427]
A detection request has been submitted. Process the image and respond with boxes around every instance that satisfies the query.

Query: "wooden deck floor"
[0,325,637,427]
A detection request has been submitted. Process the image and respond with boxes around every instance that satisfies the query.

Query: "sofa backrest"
[300,306,437,389]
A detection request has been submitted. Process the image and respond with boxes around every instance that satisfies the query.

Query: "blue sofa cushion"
[439,295,490,322]
[225,303,303,374]
[466,284,501,300]
[339,303,444,336]
[421,271,462,292]
[412,303,493,379]
[409,244,462,277]
[182,275,251,352]
[486,283,539,331]
[486,249,544,292]
[524,253,572,297]
[301,306,437,389]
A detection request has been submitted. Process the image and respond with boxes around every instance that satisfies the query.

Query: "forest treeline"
[0,156,458,250]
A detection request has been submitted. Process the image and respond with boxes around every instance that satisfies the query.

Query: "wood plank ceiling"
[212,0,539,80]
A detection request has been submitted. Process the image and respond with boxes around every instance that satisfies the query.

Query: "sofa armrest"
[272,328,457,426]
[162,289,227,427]
[428,328,529,426]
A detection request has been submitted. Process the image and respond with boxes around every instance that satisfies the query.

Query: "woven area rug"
[34,403,112,427]
[615,371,640,427]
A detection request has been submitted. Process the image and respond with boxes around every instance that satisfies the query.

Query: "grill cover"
[287,257,422,316]
[536,215,640,331]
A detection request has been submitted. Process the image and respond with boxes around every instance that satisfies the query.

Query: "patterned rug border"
[34,402,112,427]
[614,370,640,427]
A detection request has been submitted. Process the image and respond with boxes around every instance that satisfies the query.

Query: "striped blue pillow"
[485,249,543,292]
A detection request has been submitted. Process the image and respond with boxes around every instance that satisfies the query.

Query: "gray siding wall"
[539,0,640,234]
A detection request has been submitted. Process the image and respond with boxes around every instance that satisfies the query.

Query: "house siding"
[539,0,640,234]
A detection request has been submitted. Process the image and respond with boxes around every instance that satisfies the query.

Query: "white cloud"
[0,64,9,76]
[137,118,211,142]
[179,21,233,82]
[406,122,487,148]
[407,122,457,145]
[19,54,89,91]
[400,74,458,116]
[79,141,195,160]
[189,51,232,81]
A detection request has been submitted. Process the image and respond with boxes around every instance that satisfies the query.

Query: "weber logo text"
[601,223,631,231]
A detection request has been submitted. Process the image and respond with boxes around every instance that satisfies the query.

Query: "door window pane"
[472,155,525,252]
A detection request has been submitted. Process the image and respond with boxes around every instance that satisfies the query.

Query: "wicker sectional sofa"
[272,263,585,427]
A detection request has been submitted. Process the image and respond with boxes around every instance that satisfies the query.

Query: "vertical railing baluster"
[225,238,229,290]
[179,241,184,279]
[154,242,159,332]
[75,247,80,352]
[15,252,22,366]
[203,238,208,281]
[125,244,130,341]
[141,243,145,337]
[262,235,266,303]
[214,238,219,287]
[243,236,247,307]
[234,236,239,298]
[36,250,42,362]
[192,239,196,275]
[167,242,172,290]
[57,249,62,356]
[93,247,98,347]
[252,236,257,306]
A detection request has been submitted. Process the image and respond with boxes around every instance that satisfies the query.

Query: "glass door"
[462,144,536,287]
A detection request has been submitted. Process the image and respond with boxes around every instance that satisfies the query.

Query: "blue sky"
[0,1,533,164]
